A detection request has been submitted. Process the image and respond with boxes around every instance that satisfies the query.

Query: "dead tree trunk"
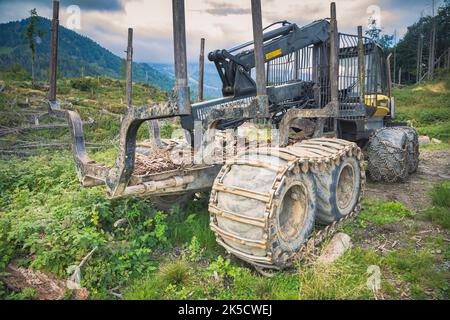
[428,0,436,81]
[126,28,133,110]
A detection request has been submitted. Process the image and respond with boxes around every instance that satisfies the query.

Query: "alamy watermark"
[65,5,81,30]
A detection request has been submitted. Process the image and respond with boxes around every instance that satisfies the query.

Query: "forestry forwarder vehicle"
[46,0,419,270]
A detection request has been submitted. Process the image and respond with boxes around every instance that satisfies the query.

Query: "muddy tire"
[209,150,316,269]
[367,127,409,182]
[151,192,194,212]
[209,138,363,269]
[312,155,364,225]
[400,127,420,173]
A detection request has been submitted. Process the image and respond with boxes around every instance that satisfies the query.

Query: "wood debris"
[134,145,188,175]
[1,263,88,300]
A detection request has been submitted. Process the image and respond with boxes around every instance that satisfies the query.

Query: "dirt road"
[366,147,450,211]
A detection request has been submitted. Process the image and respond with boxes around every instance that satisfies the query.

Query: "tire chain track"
[209,138,365,271]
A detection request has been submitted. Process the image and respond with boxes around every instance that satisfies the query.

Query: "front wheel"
[209,149,316,269]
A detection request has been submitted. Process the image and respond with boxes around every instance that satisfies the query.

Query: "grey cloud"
[0,0,431,63]
[64,0,124,11]
[205,1,251,16]
[380,0,432,10]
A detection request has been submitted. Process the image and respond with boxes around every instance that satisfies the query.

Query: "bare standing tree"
[26,8,46,86]
[428,0,437,81]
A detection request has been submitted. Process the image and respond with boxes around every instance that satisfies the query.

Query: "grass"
[339,188,450,300]
[426,207,450,230]
[424,182,450,230]
[298,250,377,300]
[394,73,450,142]
[385,247,449,299]
[430,181,450,208]
[357,198,415,227]
[123,256,301,300]
[159,260,191,286]
[0,47,14,55]
[420,142,450,150]
[0,76,169,151]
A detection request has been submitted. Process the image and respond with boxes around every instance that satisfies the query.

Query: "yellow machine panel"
[365,94,391,117]
[265,49,283,60]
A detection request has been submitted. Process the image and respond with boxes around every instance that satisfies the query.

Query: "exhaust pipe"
[172,0,191,115]
[198,38,205,102]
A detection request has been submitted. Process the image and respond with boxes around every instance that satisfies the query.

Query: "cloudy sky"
[0,0,440,63]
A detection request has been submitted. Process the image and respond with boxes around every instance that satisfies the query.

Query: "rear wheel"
[314,156,363,225]
[367,127,409,182]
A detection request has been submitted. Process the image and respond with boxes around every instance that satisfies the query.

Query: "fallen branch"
[0,118,94,137]
[8,142,109,150]
[68,247,97,289]
[11,143,72,150]
[0,150,32,156]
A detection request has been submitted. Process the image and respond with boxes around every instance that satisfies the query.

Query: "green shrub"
[70,77,99,92]
[159,260,190,286]
[160,121,175,139]
[431,181,450,208]
[424,182,450,230]
[208,256,243,279]
[425,207,450,230]
[0,153,170,297]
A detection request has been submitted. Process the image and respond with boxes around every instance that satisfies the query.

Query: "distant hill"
[0,17,173,91]
[149,62,222,99]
